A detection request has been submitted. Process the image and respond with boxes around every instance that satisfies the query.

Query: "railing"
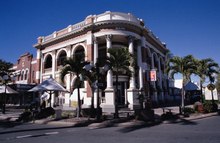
[43,21,86,42]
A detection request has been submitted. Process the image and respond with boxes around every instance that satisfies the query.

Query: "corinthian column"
[128,36,136,89]
[93,36,98,64]
[106,35,113,89]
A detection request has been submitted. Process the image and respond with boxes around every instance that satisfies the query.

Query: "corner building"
[34,11,169,113]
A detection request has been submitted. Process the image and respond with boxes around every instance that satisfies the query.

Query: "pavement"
[0,105,219,130]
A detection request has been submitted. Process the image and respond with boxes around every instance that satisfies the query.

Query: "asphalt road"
[0,115,220,143]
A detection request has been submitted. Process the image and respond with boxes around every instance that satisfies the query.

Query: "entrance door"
[115,82,126,107]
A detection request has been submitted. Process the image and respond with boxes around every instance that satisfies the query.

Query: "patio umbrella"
[28,77,69,107]
[184,81,199,91]
[0,85,18,94]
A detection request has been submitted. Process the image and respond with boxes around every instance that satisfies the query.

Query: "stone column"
[128,36,136,89]
[103,35,115,113]
[52,51,56,78]
[158,59,164,102]
[127,36,139,110]
[64,45,72,107]
[36,49,42,84]
[151,56,158,103]
[106,35,113,89]
[93,36,98,64]
[137,41,143,90]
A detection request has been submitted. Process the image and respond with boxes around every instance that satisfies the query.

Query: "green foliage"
[215,73,220,94]
[0,59,13,74]
[184,107,195,114]
[17,111,32,122]
[36,107,55,119]
[203,101,218,113]
[60,55,89,118]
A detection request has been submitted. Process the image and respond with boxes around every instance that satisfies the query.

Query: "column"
[64,45,72,107]
[106,35,113,89]
[151,56,158,103]
[52,51,56,78]
[127,36,139,110]
[128,36,136,89]
[137,41,143,89]
[93,36,98,64]
[158,60,164,102]
[103,35,115,113]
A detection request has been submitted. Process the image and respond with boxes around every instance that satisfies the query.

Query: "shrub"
[203,101,218,113]
[36,107,55,119]
[17,111,32,122]
[184,107,195,114]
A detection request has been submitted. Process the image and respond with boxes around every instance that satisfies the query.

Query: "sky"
[0,0,220,82]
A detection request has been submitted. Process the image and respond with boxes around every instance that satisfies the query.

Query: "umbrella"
[0,85,18,94]
[184,81,199,91]
[28,77,69,107]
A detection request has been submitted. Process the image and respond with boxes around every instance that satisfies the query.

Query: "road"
[0,115,220,143]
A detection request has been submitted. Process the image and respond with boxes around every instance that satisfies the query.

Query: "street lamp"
[0,74,9,114]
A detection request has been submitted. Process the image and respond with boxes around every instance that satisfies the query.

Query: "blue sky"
[1,0,220,81]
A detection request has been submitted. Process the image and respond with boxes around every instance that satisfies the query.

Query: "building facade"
[11,52,37,105]
[34,11,170,112]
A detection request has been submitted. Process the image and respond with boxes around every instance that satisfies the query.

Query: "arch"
[44,53,53,69]
[25,68,29,80]
[21,69,25,80]
[56,49,67,66]
[72,45,86,61]
[71,43,86,56]
[151,52,159,69]
[159,57,165,74]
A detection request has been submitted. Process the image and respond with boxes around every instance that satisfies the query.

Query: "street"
[0,115,220,143]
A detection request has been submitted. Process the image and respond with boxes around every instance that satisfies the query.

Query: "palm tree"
[82,59,107,120]
[60,55,89,118]
[107,47,133,118]
[196,58,219,102]
[166,55,197,113]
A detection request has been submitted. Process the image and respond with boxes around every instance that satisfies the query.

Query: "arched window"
[44,54,52,69]
[57,51,67,66]
[25,70,28,80]
[21,71,24,80]
[74,46,85,61]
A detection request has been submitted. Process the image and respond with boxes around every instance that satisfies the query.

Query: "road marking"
[16,135,32,139]
[15,132,59,139]
[44,132,59,135]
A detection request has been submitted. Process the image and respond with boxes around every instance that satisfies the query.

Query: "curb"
[162,112,219,124]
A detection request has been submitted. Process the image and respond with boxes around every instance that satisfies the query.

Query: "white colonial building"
[34,11,170,113]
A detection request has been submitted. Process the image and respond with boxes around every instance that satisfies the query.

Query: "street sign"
[150,69,157,81]
[207,84,215,91]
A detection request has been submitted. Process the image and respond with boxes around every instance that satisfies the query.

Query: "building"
[33,11,170,113]
[10,53,37,105]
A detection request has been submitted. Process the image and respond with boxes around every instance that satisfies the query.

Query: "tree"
[215,73,220,94]
[107,47,133,118]
[0,59,13,75]
[166,55,197,113]
[196,58,219,102]
[0,59,14,114]
[60,55,89,118]
[82,59,108,120]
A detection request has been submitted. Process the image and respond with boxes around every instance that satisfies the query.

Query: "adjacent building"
[11,53,37,105]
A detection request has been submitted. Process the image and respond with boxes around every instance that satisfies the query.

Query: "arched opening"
[74,46,85,60]
[44,54,52,72]
[57,50,67,70]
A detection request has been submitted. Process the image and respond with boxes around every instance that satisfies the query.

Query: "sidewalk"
[0,105,219,129]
